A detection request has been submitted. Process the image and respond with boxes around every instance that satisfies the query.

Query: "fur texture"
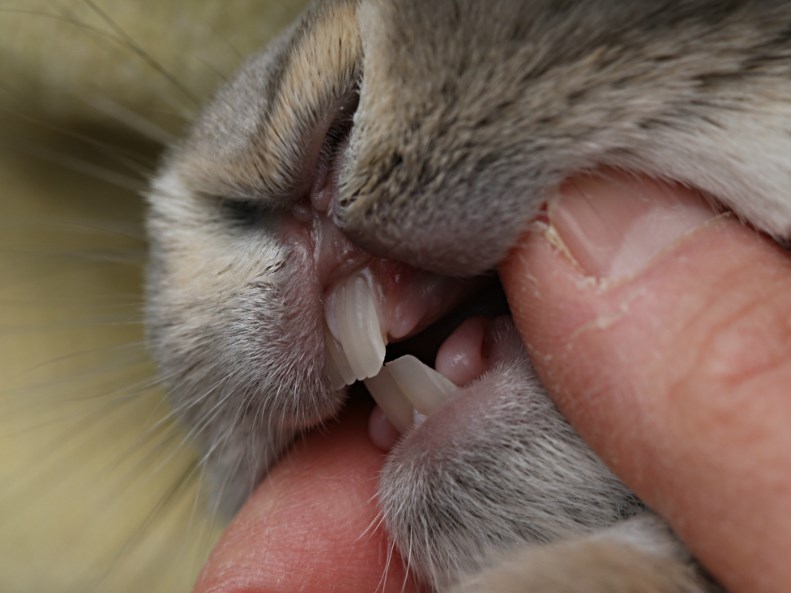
[146,0,791,590]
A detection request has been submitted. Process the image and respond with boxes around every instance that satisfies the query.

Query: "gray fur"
[145,0,791,590]
[340,0,791,275]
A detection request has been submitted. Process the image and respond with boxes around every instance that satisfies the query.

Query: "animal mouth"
[302,94,512,445]
[324,268,508,437]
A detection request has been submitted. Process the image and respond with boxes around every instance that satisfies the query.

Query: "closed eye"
[218,197,271,228]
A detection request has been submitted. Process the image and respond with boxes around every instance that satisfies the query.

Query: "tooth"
[335,273,387,381]
[364,368,414,433]
[385,355,459,415]
[325,329,357,389]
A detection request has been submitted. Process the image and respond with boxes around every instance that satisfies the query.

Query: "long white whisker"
[84,93,180,145]
[0,103,160,176]
[80,0,199,107]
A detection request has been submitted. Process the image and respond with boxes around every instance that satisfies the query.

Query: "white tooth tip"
[335,273,387,381]
[325,330,357,389]
[386,355,458,416]
[364,369,414,434]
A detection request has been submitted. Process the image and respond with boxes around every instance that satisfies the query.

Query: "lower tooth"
[364,370,414,433]
[386,355,459,415]
[365,356,460,433]
[325,330,356,389]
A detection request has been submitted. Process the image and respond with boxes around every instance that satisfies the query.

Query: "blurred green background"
[0,1,308,591]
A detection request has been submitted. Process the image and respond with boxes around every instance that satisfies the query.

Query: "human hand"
[500,173,791,593]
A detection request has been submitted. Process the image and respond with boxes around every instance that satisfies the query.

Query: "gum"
[435,316,492,387]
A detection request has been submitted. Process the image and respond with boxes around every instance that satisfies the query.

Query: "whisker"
[81,0,200,107]
[2,374,160,437]
[5,139,148,192]
[85,93,180,146]
[403,532,415,593]
[65,459,203,593]
[0,6,125,44]
[0,2,248,590]
[0,9,193,137]
[0,247,146,265]
[0,318,144,336]
[0,104,159,177]
[0,298,144,310]
[91,417,190,508]
[0,391,154,505]
[380,538,398,593]
[0,370,160,436]
[0,342,149,400]
[0,218,147,241]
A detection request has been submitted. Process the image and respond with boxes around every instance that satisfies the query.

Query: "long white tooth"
[386,355,459,415]
[325,329,357,389]
[364,368,414,433]
[335,273,387,381]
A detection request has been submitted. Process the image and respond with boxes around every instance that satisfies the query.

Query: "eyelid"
[217,197,273,227]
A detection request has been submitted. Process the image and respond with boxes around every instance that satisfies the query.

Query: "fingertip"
[194,401,418,593]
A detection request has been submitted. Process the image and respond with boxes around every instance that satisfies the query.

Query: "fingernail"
[548,175,717,280]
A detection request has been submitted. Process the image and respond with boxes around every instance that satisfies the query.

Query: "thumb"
[500,174,791,593]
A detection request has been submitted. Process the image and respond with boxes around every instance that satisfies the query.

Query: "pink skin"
[193,400,421,593]
[195,174,791,593]
[435,316,491,386]
[501,175,791,593]
[369,406,401,451]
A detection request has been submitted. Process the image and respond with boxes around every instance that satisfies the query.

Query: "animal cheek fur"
[147,224,345,431]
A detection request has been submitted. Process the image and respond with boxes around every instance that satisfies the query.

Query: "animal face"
[146,0,791,588]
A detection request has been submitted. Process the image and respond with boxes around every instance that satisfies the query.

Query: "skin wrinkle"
[692,278,791,389]
[652,234,791,453]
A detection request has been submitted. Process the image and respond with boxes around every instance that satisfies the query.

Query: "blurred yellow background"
[0,1,307,591]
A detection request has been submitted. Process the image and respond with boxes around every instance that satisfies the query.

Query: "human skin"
[192,397,419,593]
[500,174,791,593]
[194,175,791,593]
